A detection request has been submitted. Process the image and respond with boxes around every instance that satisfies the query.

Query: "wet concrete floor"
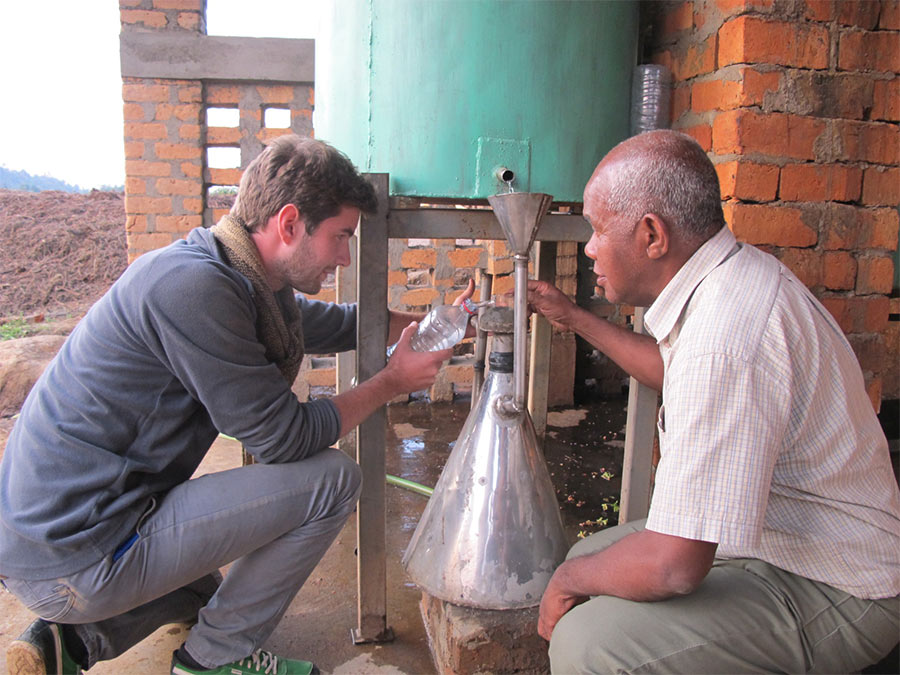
[0,398,628,674]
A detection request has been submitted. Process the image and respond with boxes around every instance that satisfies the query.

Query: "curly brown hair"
[231,135,377,233]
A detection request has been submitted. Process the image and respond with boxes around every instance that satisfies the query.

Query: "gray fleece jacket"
[0,227,356,579]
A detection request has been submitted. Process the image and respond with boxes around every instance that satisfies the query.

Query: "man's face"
[582,175,645,307]
[278,205,359,294]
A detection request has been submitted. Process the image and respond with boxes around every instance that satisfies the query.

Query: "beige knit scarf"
[211,214,305,385]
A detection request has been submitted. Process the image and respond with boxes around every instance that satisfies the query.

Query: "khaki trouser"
[549,519,900,674]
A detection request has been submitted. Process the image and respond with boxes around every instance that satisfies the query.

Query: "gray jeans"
[549,519,900,674]
[3,448,362,670]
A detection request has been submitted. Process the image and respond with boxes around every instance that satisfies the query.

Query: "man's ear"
[638,213,669,260]
[275,204,302,243]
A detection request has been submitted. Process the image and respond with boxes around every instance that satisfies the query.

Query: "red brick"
[716,0,777,16]
[207,86,241,105]
[120,9,167,28]
[209,168,243,185]
[716,160,779,201]
[491,275,516,297]
[177,12,201,30]
[152,0,203,10]
[865,295,891,332]
[672,84,691,123]
[156,178,202,196]
[122,103,145,121]
[803,0,836,22]
[208,127,242,144]
[119,0,143,7]
[822,203,862,250]
[680,123,713,151]
[730,203,818,246]
[125,177,146,195]
[692,79,743,112]
[838,30,900,72]
[177,86,202,103]
[401,249,437,269]
[822,295,890,335]
[130,232,176,252]
[125,159,172,177]
[713,110,824,160]
[156,215,203,233]
[447,248,485,268]
[182,198,203,214]
[674,36,718,80]
[154,103,174,121]
[258,128,292,143]
[125,214,148,233]
[124,141,144,159]
[122,83,169,103]
[859,208,900,249]
[387,270,408,286]
[155,142,201,160]
[822,250,857,289]
[778,247,822,287]
[872,78,900,122]
[179,125,201,140]
[125,195,173,215]
[780,163,862,202]
[838,0,881,28]
[124,122,168,140]
[719,16,829,69]
[661,2,693,38]
[257,86,295,104]
[181,162,202,179]
[881,0,900,29]
[861,167,900,206]
[174,103,202,122]
[856,255,894,294]
[400,288,440,307]
[739,67,782,106]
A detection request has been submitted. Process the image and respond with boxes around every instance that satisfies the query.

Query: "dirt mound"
[0,189,127,320]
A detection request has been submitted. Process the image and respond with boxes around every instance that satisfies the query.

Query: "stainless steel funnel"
[403,310,569,609]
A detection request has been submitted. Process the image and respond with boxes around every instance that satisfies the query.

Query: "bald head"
[586,130,725,247]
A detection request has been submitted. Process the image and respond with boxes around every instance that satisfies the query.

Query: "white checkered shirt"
[644,226,900,599]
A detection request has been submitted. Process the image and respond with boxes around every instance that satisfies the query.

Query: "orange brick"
[258,128,292,143]
[387,270,408,286]
[859,208,900,249]
[175,103,202,122]
[485,240,509,257]
[120,0,143,7]
[152,0,203,9]
[305,367,336,387]
[487,257,513,275]
[838,29,900,73]
[822,295,891,334]
[718,16,829,69]
[209,168,243,185]
[177,86,202,103]
[130,232,176,251]
[156,215,203,233]
[856,255,895,294]
[182,198,203,214]
[125,159,172,177]
[672,84,691,122]
[156,178,202,196]
[177,12,201,30]
[401,288,440,307]
[838,121,900,165]
[257,86,295,104]
[730,203,818,246]
[861,167,900,206]
[881,0,900,29]
[716,0,776,15]
[778,247,822,287]
[125,195,173,215]
[803,0,836,22]
[179,125,201,140]
[673,36,717,80]
[181,162,203,179]
[661,2,693,38]
[822,203,862,250]
[122,103,145,121]
[692,79,743,112]
[491,275,515,297]
[713,110,824,160]
[124,122,168,140]
[124,141,144,159]
[155,142,201,160]
[716,160,779,201]
[120,9,167,28]
[207,86,242,105]
[779,163,862,202]
[739,68,781,106]
[125,214,148,233]
[401,249,437,269]
[125,177,146,195]
[208,127,242,144]
[680,124,713,151]
[122,83,169,103]
[822,250,857,290]
[154,103,174,121]
[872,78,900,122]
[447,248,485,268]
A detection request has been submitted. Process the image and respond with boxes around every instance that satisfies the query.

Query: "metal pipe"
[513,253,529,410]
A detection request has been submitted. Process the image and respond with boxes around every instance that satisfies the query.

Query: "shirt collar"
[644,226,738,343]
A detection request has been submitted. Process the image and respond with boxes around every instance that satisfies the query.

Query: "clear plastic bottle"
[388,298,487,356]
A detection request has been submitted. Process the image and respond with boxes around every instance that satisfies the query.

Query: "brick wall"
[647,0,899,408]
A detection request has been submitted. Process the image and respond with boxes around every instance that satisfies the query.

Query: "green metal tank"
[314,0,638,201]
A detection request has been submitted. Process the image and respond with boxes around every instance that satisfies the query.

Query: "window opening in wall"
[207,146,241,169]
[206,0,320,39]
[208,185,238,210]
[264,107,291,129]
[207,107,240,127]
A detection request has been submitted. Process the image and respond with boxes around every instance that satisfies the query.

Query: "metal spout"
[402,360,569,609]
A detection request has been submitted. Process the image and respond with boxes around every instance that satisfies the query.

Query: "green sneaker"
[6,619,83,675]
[170,648,318,675]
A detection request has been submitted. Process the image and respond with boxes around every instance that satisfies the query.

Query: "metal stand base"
[350,626,395,645]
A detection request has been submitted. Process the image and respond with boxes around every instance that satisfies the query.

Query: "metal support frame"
[350,176,657,640]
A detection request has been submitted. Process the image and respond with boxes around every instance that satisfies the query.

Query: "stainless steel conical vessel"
[402,327,569,609]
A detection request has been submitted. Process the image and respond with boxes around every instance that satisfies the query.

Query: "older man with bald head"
[527,130,899,673]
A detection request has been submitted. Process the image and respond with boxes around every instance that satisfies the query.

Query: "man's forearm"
[330,369,402,438]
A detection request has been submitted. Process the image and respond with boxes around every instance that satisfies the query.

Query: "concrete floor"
[1,400,628,674]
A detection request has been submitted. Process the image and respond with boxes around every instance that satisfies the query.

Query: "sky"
[0,1,321,191]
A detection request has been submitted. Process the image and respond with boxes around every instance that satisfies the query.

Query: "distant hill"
[0,166,94,193]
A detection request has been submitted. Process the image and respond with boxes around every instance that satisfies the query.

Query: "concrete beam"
[120,32,314,83]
